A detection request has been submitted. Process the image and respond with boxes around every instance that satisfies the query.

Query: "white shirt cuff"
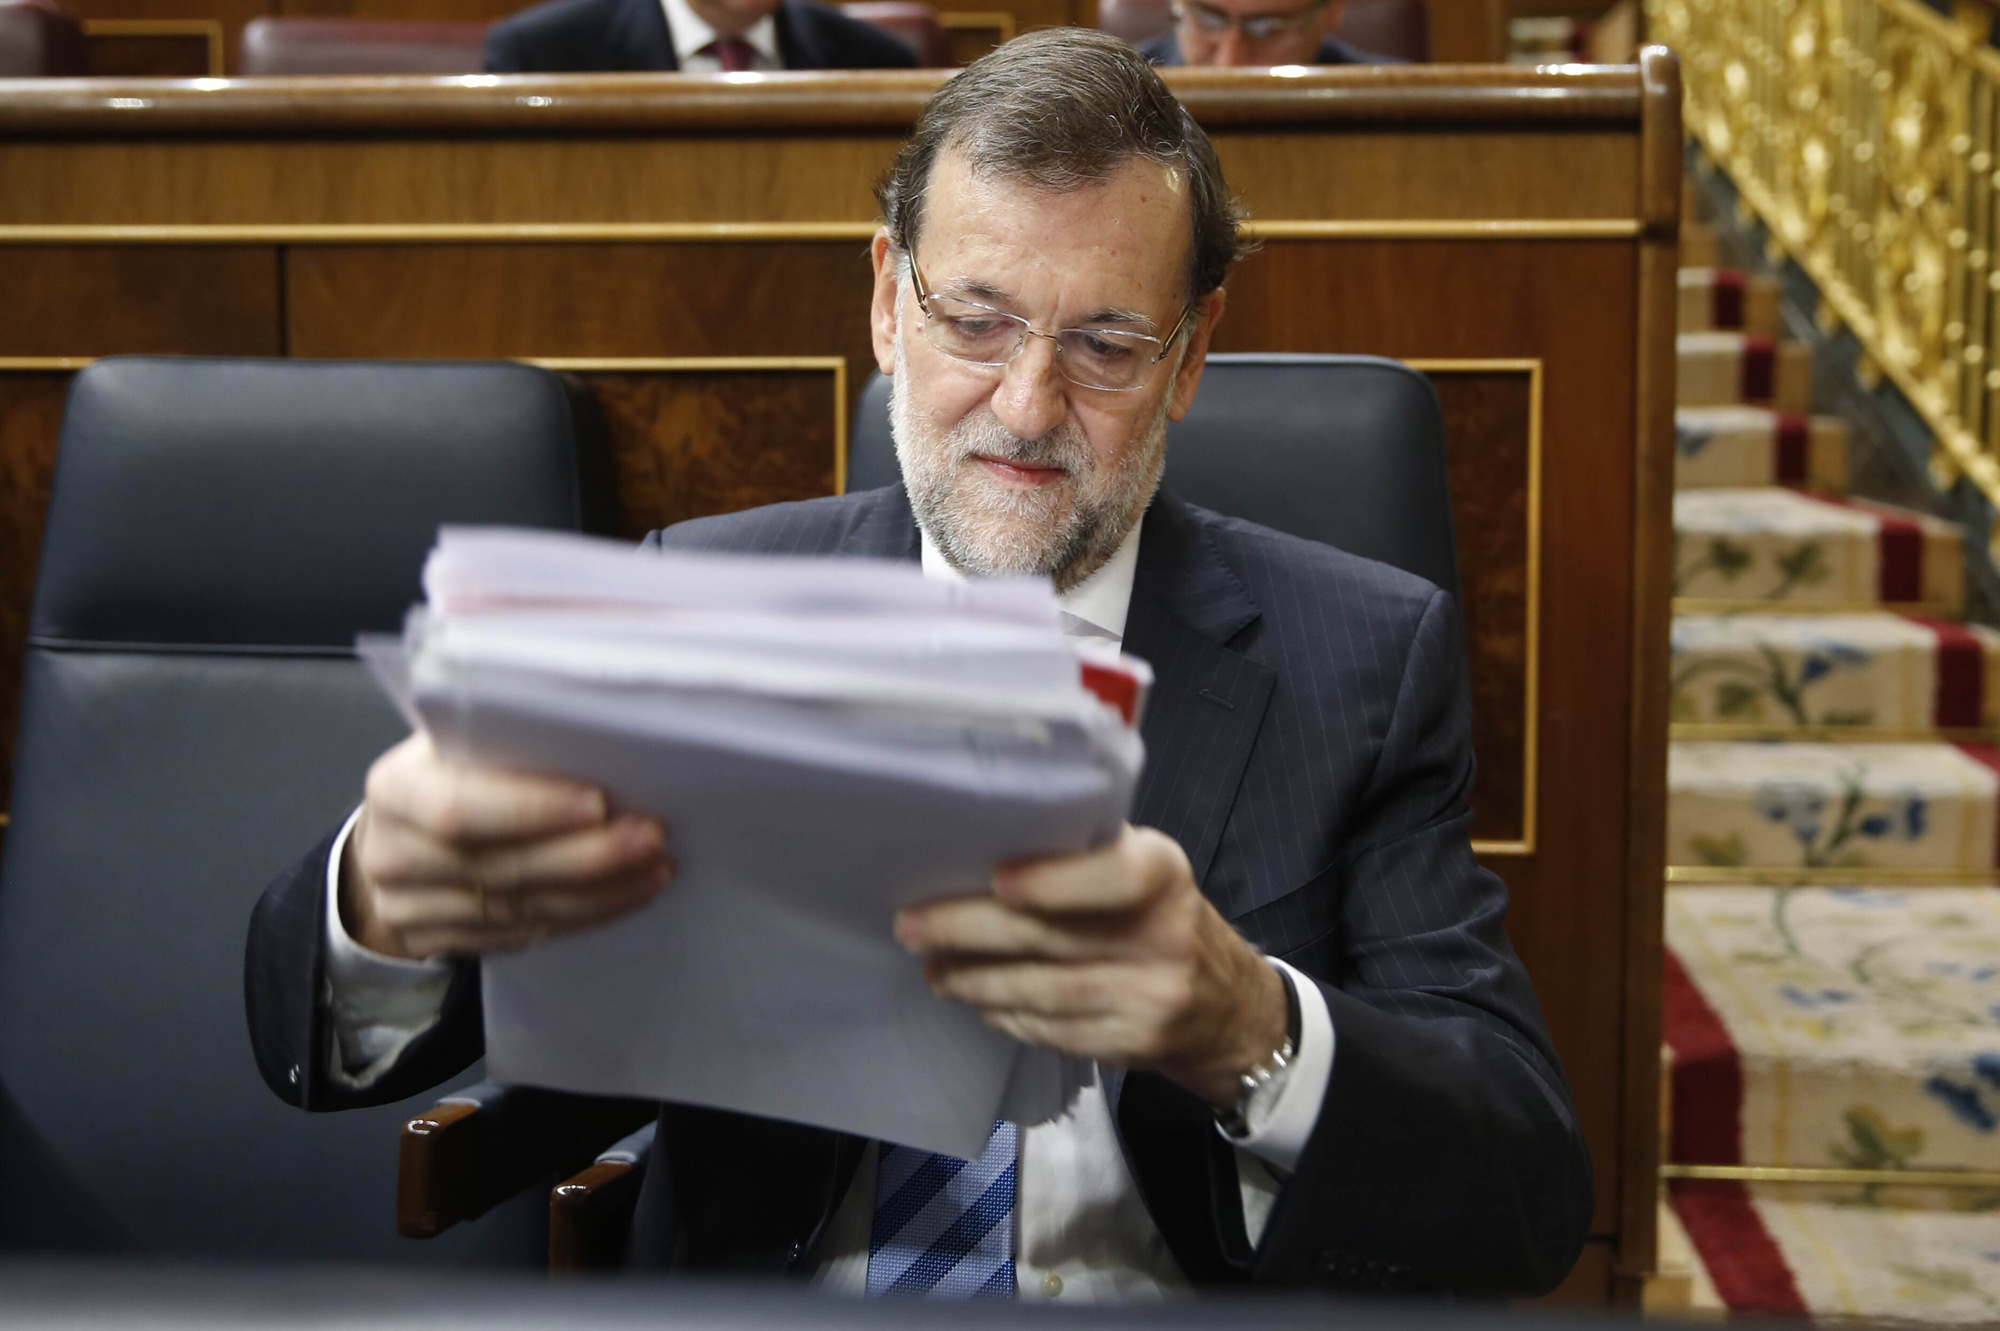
[1226,956,1336,1251]
[321,806,454,1088]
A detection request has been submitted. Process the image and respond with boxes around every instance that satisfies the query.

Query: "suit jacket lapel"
[614,0,678,69]
[774,0,819,68]
[1125,493,1274,888]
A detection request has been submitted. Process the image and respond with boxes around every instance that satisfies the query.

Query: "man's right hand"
[339,732,673,961]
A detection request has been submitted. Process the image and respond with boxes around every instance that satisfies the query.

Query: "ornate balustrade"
[1650,0,2000,522]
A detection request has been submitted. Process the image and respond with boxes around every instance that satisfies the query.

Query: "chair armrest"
[396,1083,654,1240]
[549,1120,657,1272]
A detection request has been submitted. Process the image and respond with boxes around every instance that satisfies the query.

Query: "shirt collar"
[660,0,780,66]
[918,519,1143,647]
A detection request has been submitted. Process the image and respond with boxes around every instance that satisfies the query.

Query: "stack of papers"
[362,527,1150,1159]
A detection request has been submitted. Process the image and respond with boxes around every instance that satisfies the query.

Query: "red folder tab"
[1080,661,1140,725]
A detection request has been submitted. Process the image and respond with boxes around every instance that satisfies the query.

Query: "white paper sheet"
[365,529,1148,1161]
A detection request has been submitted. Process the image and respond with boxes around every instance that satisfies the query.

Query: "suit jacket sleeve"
[244,827,485,1112]
[1261,588,1591,1295]
[1123,586,1592,1298]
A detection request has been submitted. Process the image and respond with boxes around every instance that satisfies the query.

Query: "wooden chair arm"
[549,1120,656,1273]
[395,1084,654,1242]
[396,1099,481,1238]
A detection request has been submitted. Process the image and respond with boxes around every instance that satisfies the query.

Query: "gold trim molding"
[1673,597,1965,619]
[1672,723,2000,744]
[1667,865,2000,885]
[1411,357,1543,859]
[79,18,225,77]
[1663,1163,2000,1189]
[937,10,1016,40]
[0,219,1641,246]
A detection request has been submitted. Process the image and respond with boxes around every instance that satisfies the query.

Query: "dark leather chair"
[849,353,1461,603]
[238,18,489,75]
[840,1,949,65]
[0,357,613,1262]
[0,0,85,75]
[1099,0,1430,62]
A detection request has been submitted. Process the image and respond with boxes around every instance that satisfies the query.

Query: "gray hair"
[875,28,1250,300]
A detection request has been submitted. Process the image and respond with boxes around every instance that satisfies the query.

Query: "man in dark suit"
[484,0,917,74]
[247,28,1590,1300]
[1139,0,1393,66]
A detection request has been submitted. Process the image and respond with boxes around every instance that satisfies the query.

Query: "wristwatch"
[1215,963,1303,1140]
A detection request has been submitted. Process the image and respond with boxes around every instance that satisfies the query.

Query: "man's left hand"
[895,824,1289,1110]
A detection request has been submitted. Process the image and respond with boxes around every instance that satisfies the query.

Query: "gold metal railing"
[1647,0,2000,527]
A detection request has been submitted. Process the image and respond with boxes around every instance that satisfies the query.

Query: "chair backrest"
[839,1,949,65]
[238,18,489,75]
[0,0,84,75]
[0,357,610,1262]
[848,353,1461,605]
[1097,0,1430,60]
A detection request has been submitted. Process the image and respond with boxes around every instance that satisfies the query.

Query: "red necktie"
[707,37,755,71]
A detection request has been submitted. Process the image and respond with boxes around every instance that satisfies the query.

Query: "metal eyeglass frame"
[905,252,1196,394]
[1170,0,1332,43]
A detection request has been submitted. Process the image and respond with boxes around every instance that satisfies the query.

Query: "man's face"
[1175,0,1344,66]
[685,0,780,37]
[868,148,1223,591]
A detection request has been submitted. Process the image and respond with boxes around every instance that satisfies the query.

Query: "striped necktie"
[864,1120,1018,1298]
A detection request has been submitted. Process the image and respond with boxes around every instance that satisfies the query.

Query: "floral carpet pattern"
[1662,220,2000,1322]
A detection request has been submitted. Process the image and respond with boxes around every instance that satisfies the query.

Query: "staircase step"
[1668,742,2000,873]
[1666,884,2000,1175]
[1679,267,1783,336]
[1674,489,1964,612]
[1670,1179,2000,1317]
[1677,406,1847,494]
[1671,613,2000,735]
[1679,332,1812,412]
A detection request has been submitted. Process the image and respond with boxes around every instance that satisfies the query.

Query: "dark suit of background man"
[484,0,916,73]
[247,28,1592,1301]
[1140,0,1394,66]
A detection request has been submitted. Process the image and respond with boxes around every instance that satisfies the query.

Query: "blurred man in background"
[484,0,916,73]
[1140,0,1393,66]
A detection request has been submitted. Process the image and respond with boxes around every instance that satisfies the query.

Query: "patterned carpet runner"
[1661,210,2000,1321]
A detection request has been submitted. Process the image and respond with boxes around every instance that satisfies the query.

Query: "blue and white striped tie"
[864,1120,1018,1298]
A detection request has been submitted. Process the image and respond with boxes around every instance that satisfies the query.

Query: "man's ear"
[869,229,901,377]
[1166,287,1226,423]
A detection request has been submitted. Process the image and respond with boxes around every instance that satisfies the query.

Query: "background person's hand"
[894,824,1288,1109]
[339,732,673,960]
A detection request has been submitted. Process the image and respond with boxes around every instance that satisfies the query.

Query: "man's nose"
[990,334,1067,441]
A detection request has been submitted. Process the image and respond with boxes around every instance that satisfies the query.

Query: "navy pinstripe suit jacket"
[245,485,1592,1296]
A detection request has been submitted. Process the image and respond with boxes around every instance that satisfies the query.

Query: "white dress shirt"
[321,519,1335,1300]
[660,0,782,70]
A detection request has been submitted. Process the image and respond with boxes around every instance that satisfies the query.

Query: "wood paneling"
[0,247,281,357]
[0,65,1677,1298]
[585,370,842,536]
[284,245,876,361]
[82,27,217,76]
[0,375,71,814]
[1428,369,1531,848]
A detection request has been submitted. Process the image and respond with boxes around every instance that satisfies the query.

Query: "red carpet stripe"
[1741,335,1777,402]
[1951,742,2000,866]
[1661,947,1743,1165]
[1774,413,1810,486]
[1670,1180,1809,1315]
[1711,268,1744,330]
[1906,616,1984,729]
[1803,494,1925,602]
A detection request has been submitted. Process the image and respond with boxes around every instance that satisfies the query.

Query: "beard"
[890,324,1174,593]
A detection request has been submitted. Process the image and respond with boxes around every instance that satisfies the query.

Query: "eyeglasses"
[1172,0,1331,42]
[905,254,1195,394]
